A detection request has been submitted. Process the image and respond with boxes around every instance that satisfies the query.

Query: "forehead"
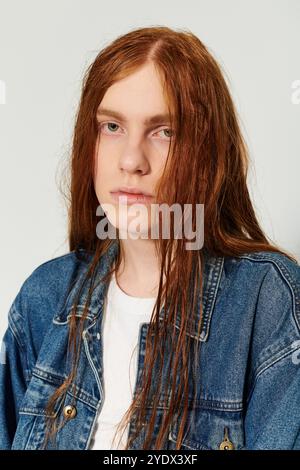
[97,62,171,122]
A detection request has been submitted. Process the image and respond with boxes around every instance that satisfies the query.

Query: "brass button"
[219,427,235,450]
[63,404,77,419]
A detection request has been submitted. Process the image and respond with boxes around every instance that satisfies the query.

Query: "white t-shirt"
[89,272,157,450]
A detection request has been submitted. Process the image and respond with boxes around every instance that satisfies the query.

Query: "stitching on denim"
[238,254,300,332]
[246,346,299,405]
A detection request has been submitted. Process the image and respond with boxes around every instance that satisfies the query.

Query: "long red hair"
[43,26,297,450]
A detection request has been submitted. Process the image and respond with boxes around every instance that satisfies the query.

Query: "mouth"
[110,189,154,204]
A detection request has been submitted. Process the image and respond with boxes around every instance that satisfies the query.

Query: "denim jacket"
[1,240,300,450]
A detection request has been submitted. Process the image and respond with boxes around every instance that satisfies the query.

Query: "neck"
[116,237,161,298]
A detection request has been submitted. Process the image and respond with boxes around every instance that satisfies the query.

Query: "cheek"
[94,139,115,179]
[93,148,114,203]
[153,138,171,160]
[152,158,168,186]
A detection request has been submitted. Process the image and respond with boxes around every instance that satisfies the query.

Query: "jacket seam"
[243,255,300,386]
[292,426,300,449]
[246,345,300,405]
[8,305,25,351]
[238,254,300,332]
[31,366,99,409]
[8,306,30,386]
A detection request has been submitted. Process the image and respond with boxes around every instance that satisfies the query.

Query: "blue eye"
[100,122,120,133]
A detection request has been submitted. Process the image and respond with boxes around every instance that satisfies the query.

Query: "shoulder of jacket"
[224,250,300,289]
[222,249,300,337]
[8,249,94,347]
[229,251,300,374]
[19,249,92,299]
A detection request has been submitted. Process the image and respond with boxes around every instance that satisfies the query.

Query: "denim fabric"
[1,239,300,450]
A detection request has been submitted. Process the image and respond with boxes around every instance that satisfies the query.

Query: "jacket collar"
[53,240,224,342]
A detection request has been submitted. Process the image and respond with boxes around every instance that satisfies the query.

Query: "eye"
[155,128,174,140]
[97,121,174,140]
[98,122,121,134]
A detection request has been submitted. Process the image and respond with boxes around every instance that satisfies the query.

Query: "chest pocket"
[11,366,96,450]
[167,407,246,450]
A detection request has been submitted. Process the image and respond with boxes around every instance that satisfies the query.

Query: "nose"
[118,137,150,175]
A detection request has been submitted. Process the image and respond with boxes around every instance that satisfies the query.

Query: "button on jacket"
[1,240,300,450]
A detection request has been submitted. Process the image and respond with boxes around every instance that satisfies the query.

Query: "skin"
[94,62,172,298]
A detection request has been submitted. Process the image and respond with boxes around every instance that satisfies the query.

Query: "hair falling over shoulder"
[42,26,297,450]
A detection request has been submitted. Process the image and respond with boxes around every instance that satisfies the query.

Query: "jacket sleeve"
[0,299,28,449]
[244,343,300,449]
[243,256,300,450]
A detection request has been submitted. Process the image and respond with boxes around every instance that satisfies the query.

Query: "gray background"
[0,0,299,338]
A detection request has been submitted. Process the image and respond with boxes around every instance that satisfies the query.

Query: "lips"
[110,186,153,196]
[110,189,154,204]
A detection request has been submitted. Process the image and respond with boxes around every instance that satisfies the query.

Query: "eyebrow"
[96,107,172,126]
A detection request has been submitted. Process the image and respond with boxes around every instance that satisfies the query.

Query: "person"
[1,25,300,451]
